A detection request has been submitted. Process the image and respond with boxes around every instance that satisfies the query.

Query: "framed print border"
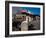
[5,1,45,37]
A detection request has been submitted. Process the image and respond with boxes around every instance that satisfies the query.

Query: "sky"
[12,7,40,16]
